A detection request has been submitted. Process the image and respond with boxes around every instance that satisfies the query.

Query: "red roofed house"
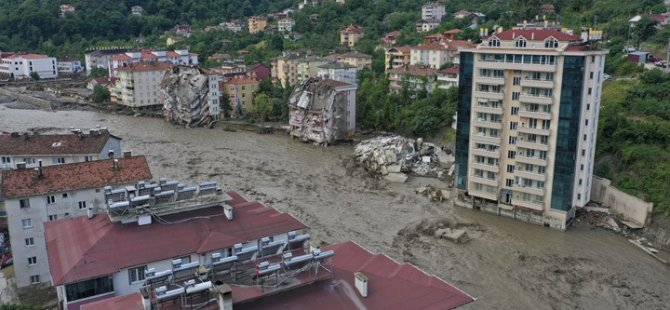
[0,52,58,79]
[455,28,609,230]
[221,78,260,116]
[387,65,439,93]
[340,25,364,47]
[384,46,412,71]
[247,64,271,81]
[87,77,118,90]
[0,128,122,170]
[437,66,460,90]
[112,62,173,108]
[380,31,401,48]
[108,48,198,77]
[410,44,452,69]
[1,155,152,288]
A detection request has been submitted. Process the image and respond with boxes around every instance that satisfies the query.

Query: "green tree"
[89,68,109,78]
[219,93,232,117]
[29,71,40,80]
[91,85,110,103]
[253,93,273,121]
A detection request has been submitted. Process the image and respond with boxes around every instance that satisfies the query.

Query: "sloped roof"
[45,192,307,285]
[439,66,460,75]
[492,29,580,41]
[80,292,143,310]
[413,44,450,51]
[0,129,117,157]
[387,65,438,77]
[1,156,151,199]
[234,241,475,310]
[115,62,173,73]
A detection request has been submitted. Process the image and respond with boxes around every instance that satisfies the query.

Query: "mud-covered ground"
[1,103,669,309]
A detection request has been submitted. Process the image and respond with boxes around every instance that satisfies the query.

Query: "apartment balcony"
[473,119,502,130]
[474,90,504,100]
[513,184,545,196]
[471,147,501,159]
[519,94,553,105]
[516,140,550,152]
[520,78,554,88]
[516,154,547,166]
[516,169,547,182]
[468,187,498,201]
[518,109,552,120]
[472,133,502,145]
[477,76,505,85]
[470,175,499,187]
[476,61,556,73]
[512,198,544,211]
[473,105,503,115]
[518,125,550,136]
[472,162,500,173]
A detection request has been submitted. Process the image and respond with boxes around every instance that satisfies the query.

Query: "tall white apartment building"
[455,28,608,230]
[0,156,152,287]
[0,53,58,79]
[113,62,172,108]
[109,49,198,77]
[422,2,446,21]
[316,62,357,86]
[410,44,451,69]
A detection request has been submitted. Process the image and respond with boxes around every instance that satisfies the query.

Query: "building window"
[582,149,586,156]
[580,164,584,171]
[22,219,32,229]
[28,256,37,265]
[513,76,521,85]
[508,151,516,159]
[19,199,30,209]
[587,104,590,111]
[511,107,519,115]
[510,122,518,130]
[515,38,527,48]
[128,266,147,284]
[46,195,55,204]
[62,193,68,198]
[588,88,592,95]
[1,157,10,163]
[579,178,583,185]
[512,92,520,101]
[78,201,87,209]
[65,276,114,301]
[589,72,594,79]
[506,164,515,173]
[506,179,514,187]
[538,166,546,174]
[577,194,581,200]
[30,275,40,284]
[84,156,92,162]
[583,134,587,141]
[49,214,58,221]
[545,38,559,48]
[509,136,517,144]
[25,238,34,246]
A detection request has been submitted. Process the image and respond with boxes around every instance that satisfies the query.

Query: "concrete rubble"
[353,135,447,183]
[434,228,468,243]
[415,185,450,202]
[160,66,213,127]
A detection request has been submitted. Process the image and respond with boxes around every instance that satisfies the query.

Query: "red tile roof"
[0,129,118,156]
[387,65,438,77]
[341,25,364,34]
[413,44,449,51]
[45,193,307,285]
[80,292,143,310]
[492,29,580,41]
[4,53,51,60]
[1,156,152,199]
[234,241,475,310]
[444,29,463,34]
[116,62,173,73]
[111,54,132,61]
[439,66,460,75]
[224,78,259,86]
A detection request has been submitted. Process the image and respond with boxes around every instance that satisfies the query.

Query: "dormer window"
[515,38,527,48]
[488,38,500,47]
[545,38,559,48]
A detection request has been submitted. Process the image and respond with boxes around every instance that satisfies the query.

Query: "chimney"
[216,284,233,310]
[108,149,115,159]
[224,205,234,220]
[354,272,368,297]
[38,159,43,178]
[123,151,132,158]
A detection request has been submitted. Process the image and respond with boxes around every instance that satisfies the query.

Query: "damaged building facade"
[160,66,220,127]
[288,78,357,144]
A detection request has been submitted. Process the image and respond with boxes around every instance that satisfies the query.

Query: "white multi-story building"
[455,28,608,230]
[416,19,440,33]
[208,73,222,118]
[410,44,451,69]
[316,62,357,86]
[108,49,198,77]
[387,65,438,94]
[1,156,152,288]
[113,62,173,108]
[0,53,58,79]
[437,66,459,90]
[278,17,295,32]
[422,2,446,21]
[84,48,130,74]
[0,128,121,170]
[57,57,83,74]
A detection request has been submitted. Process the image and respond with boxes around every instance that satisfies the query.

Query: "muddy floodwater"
[1,104,669,309]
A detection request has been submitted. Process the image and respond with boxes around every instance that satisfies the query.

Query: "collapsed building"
[160,66,220,127]
[288,78,357,144]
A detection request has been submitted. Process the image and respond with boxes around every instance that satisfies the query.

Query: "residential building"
[172,24,192,38]
[84,48,130,73]
[0,128,122,170]
[289,78,357,143]
[340,25,365,47]
[455,28,608,230]
[247,64,271,81]
[296,57,328,82]
[86,77,117,90]
[385,46,412,71]
[317,62,357,85]
[1,155,152,287]
[453,10,472,19]
[108,49,198,77]
[278,17,295,32]
[0,52,58,79]
[629,13,670,28]
[57,57,82,74]
[221,20,244,32]
[161,66,220,126]
[113,62,172,108]
[330,51,372,70]
[380,31,401,48]
[422,2,446,21]
[272,53,303,87]
[44,188,475,310]
[59,4,75,18]
[437,66,459,90]
[416,19,441,33]
[539,4,556,14]
[387,65,438,94]
[425,29,463,44]
[248,16,268,34]
[410,44,451,69]
[131,5,143,16]
[221,78,259,115]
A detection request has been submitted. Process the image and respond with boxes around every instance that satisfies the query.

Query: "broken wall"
[590,175,653,227]
[287,78,348,144]
[161,66,212,127]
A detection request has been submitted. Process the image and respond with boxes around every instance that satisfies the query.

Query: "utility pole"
[666,39,670,72]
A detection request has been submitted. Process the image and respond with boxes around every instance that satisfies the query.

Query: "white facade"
[114,63,171,108]
[84,49,129,73]
[316,64,357,86]
[57,59,83,74]
[278,18,295,32]
[109,49,198,77]
[422,2,446,21]
[410,45,450,69]
[0,54,58,79]
[208,74,222,117]
[416,20,440,33]
[437,69,459,90]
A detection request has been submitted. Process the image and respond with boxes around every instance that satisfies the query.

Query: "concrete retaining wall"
[590,175,653,227]
[0,87,52,110]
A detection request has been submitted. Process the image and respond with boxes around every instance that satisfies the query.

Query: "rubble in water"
[353,135,448,183]
[160,66,213,127]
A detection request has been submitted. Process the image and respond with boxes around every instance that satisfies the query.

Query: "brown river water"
[1,103,669,309]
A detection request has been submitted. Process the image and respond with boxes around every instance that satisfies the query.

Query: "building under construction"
[288,78,357,144]
[161,66,219,127]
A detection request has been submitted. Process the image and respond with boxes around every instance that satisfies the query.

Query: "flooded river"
[1,104,669,309]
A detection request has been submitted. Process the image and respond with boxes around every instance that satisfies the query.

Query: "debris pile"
[415,185,450,202]
[353,136,446,183]
[288,78,356,144]
[160,66,213,127]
